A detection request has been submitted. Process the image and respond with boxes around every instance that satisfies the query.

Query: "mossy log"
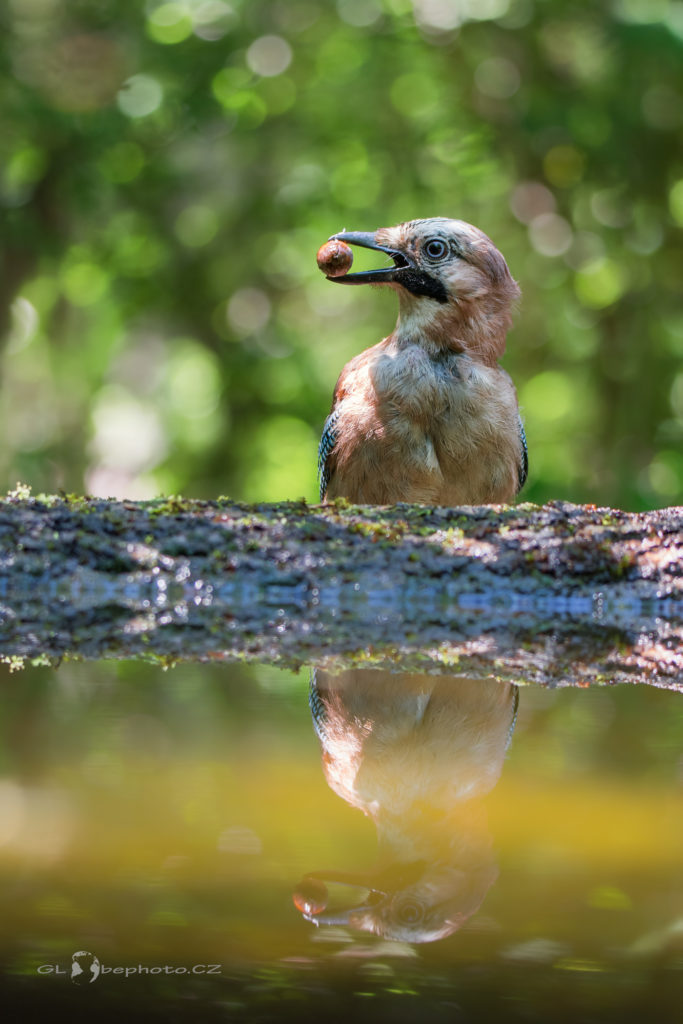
[0,494,681,690]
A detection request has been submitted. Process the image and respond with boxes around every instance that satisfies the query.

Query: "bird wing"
[517,415,528,493]
[318,407,340,501]
[505,684,519,751]
[308,667,329,742]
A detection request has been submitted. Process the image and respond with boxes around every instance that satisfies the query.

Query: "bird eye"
[393,898,424,925]
[424,238,447,260]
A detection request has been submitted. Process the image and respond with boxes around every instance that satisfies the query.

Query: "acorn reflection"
[294,670,517,944]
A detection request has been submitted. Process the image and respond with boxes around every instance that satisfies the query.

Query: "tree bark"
[0,494,681,691]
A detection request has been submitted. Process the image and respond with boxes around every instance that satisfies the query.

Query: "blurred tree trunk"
[0,495,681,691]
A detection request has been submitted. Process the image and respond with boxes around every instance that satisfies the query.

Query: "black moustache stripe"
[396,269,448,304]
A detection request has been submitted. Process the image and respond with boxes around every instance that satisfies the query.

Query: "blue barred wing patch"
[318,408,339,501]
[308,668,328,743]
[506,685,519,752]
[517,415,528,493]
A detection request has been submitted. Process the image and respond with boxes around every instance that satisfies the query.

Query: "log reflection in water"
[294,670,518,944]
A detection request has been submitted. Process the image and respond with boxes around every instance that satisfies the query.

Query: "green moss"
[615,552,636,576]
[147,495,196,518]
[346,519,408,543]
[7,483,32,500]
[435,527,465,544]
[1,655,26,672]
[26,654,59,669]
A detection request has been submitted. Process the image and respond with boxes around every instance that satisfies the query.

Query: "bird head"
[328,217,520,365]
[294,858,498,944]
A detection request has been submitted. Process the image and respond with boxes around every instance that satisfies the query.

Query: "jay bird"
[295,670,517,943]
[318,218,527,504]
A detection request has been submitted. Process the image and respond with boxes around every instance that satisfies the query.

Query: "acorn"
[292,876,329,916]
[317,239,353,278]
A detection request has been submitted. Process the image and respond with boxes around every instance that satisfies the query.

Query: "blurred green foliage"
[1,0,682,509]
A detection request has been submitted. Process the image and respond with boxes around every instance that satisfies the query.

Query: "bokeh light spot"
[62,263,109,307]
[212,67,252,105]
[7,297,39,354]
[216,88,266,127]
[564,232,606,272]
[117,74,163,118]
[90,387,167,474]
[259,75,297,116]
[614,0,671,24]
[574,258,627,309]
[165,339,222,420]
[99,142,145,184]
[645,450,683,499]
[669,179,683,227]
[539,20,612,84]
[315,33,366,75]
[174,205,219,248]
[590,188,631,229]
[543,145,585,188]
[467,0,511,20]
[246,35,293,77]
[521,371,575,423]
[390,72,440,119]
[529,213,573,257]
[510,182,556,224]
[413,0,510,31]
[5,145,47,194]
[147,3,193,45]
[193,1,237,41]
[227,288,272,335]
[113,235,167,277]
[337,0,383,26]
[413,0,464,30]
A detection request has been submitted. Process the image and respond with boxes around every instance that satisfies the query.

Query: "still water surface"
[0,661,681,1021]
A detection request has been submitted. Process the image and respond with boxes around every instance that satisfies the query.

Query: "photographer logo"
[71,951,101,985]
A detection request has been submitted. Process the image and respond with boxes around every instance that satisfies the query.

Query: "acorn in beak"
[324,230,414,285]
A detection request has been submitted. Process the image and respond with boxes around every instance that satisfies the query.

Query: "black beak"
[327,230,413,285]
[296,871,387,927]
[294,861,426,926]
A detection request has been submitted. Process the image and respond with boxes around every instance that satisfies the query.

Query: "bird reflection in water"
[294,670,518,944]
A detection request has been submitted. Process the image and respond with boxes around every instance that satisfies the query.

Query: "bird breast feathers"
[371,341,465,422]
